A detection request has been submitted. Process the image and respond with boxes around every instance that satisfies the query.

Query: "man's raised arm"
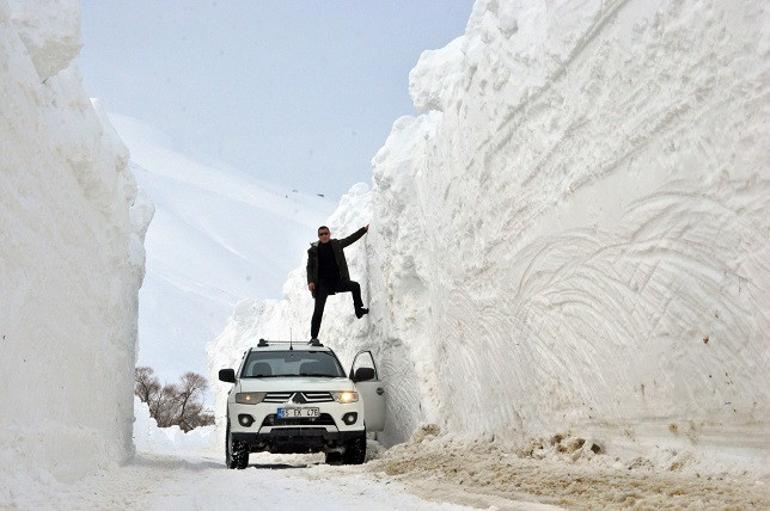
[340,225,369,248]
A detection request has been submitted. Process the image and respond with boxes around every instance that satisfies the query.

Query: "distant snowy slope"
[111,115,335,382]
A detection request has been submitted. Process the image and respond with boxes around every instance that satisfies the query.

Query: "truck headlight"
[236,392,265,404]
[333,391,359,403]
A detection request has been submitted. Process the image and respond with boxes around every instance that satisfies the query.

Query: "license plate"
[277,407,320,419]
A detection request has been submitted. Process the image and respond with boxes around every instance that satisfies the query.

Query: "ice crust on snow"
[211,0,770,472]
[0,0,151,497]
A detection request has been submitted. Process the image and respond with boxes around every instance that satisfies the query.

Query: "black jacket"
[307,227,367,286]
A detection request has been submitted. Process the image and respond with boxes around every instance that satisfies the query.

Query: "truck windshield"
[241,350,345,378]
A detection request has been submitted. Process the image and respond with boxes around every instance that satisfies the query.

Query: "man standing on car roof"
[307,224,369,341]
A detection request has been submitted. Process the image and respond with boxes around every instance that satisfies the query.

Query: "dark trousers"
[310,280,364,339]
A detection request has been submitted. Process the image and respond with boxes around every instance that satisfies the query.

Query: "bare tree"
[153,383,179,428]
[134,366,160,404]
[134,367,213,432]
[175,372,208,431]
[183,401,214,430]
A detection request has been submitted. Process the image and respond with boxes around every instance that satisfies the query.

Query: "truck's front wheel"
[324,451,343,464]
[225,422,248,469]
[342,432,366,465]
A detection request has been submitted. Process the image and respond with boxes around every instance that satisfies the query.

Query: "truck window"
[241,351,345,378]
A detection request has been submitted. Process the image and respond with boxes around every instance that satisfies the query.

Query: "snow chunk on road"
[370,432,770,509]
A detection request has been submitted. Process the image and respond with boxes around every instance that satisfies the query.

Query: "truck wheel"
[324,451,343,464]
[235,450,249,470]
[342,432,366,465]
[225,422,236,469]
[225,422,249,469]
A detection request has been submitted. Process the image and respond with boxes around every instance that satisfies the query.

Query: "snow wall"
[210,0,770,465]
[0,0,151,492]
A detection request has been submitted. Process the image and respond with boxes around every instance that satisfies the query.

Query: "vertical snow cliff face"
[372,0,770,449]
[211,0,769,460]
[0,0,151,488]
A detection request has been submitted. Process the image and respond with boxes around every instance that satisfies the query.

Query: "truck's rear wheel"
[342,432,366,465]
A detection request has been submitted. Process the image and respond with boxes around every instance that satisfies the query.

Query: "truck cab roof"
[250,338,330,352]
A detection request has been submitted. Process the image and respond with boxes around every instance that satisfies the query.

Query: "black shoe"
[309,337,320,345]
[355,307,369,319]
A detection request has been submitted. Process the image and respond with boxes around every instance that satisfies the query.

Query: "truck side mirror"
[352,367,375,382]
[219,368,236,383]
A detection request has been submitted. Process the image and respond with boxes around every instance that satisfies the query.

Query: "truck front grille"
[263,391,334,404]
[300,392,334,403]
[263,392,293,403]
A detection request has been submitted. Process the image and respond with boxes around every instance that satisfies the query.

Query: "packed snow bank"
[210,0,770,473]
[372,429,770,509]
[133,398,215,454]
[0,0,151,498]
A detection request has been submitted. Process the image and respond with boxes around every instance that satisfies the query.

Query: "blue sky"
[78,1,473,199]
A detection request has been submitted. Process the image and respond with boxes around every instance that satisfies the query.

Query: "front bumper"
[228,400,365,453]
[229,400,365,434]
[232,428,363,454]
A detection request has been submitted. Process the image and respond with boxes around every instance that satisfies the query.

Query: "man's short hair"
[317,225,329,235]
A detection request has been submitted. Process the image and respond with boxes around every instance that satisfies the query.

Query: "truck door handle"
[376,387,384,395]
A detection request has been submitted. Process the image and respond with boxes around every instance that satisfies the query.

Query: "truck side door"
[350,350,385,432]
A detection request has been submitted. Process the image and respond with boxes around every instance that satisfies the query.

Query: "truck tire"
[342,432,366,465]
[225,422,249,469]
[324,451,343,464]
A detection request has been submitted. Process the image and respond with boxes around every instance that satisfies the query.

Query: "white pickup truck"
[218,339,386,468]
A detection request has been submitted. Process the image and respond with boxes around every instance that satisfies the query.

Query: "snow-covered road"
[8,451,554,511]
[9,442,770,510]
